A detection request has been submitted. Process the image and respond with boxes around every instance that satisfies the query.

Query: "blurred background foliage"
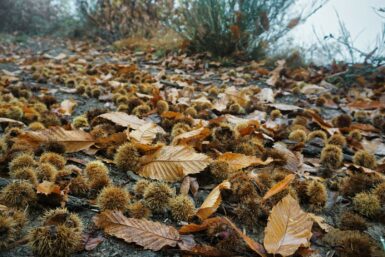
[0,0,383,64]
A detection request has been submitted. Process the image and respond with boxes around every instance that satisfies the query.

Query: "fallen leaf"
[0,117,26,126]
[347,100,385,110]
[267,60,285,86]
[218,152,273,171]
[129,122,165,145]
[139,146,212,182]
[93,211,180,251]
[262,174,295,201]
[264,195,313,256]
[18,127,95,153]
[58,99,77,116]
[172,127,211,146]
[196,181,231,220]
[97,112,147,129]
[268,103,302,111]
[36,181,61,195]
[258,88,275,103]
[224,217,267,257]
[308,213,333,232]
[179,217,226,234]
[0,204,8,211]
[82,234,104,251]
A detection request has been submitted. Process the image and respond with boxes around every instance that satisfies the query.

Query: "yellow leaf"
[139,146,212,182]
[263,174,295,201]
[218,152,273,171]
[196,181,231,220]
[94,211,180,251]
[264,195,313,256]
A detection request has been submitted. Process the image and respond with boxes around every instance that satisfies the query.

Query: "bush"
[169,0,326,57]
[78,0,174,41]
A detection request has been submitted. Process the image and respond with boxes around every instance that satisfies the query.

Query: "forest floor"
[0,36,384,257]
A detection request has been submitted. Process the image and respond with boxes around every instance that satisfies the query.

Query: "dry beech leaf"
[97,112,146,129]
[263,174,295,201]
[268,103,301,111]
[224,217,267,257]
[266,60,285,86]
[347,100,385,110]
[264,195,313,256]
[308,213,333,232]
[172,127,211,146]
[179,217,225,234]
[58,99,77,116]
[0,204,8,211]
[0,117,26,126]
[273,143,303,174]
[94,211,180,251]
[95,132,127,149]
[19,127,95,153]
[218,152,273,171]
[82,234,104,251]
[196,181,231,220]
[139,145,212,182]
[179,217,266,257]
[36,181,61,195]
[129,122,165,145]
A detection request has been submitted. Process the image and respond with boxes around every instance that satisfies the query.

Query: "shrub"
[169,0,326,57]
[78,0,174,41]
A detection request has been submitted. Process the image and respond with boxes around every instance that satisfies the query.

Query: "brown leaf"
[95,132,127,149]
[264,195,313,256]
[97,112,147,129]
[0,204,8,211]
[266,60,285,86]
[273,143,303,174]
[218,152,273,171]
[179,217,226,234]
[36,181,61,195]
[94,211,180,251]
[308,213,333,232]
[180,176,191,196]
[262,174,295,201]
[171,127,211,146]
[224,217,267,257]
[347,100,385,110]
[18,127,95,153]
[196,181,231,220]
[139,146,212,182]
[129,122,165,145]
[82,234,104,251]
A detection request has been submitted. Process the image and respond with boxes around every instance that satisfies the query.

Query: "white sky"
[291,0,384,51]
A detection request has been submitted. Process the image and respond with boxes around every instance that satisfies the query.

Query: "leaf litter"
[0,38,384,257]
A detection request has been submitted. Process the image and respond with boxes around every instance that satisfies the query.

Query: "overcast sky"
[291,0,384,51]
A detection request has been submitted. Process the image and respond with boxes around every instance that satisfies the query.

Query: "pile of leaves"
[0,38,384,257]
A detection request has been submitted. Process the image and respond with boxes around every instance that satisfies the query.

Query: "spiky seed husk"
[320,144,343,170]
[143,182,174,213]
[114,143,141,172]
[40,152,66,170]
[169,195,195,221]
[97,186,130,212]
